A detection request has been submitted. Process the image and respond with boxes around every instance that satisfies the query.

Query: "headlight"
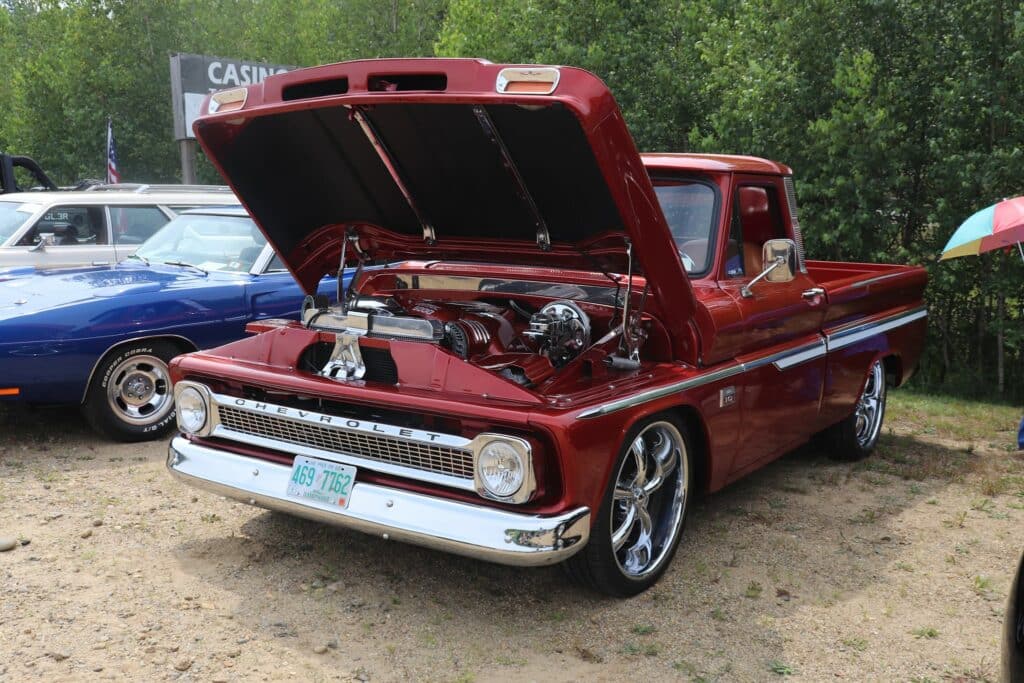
[476,440,525,498]
[176,386,208,434]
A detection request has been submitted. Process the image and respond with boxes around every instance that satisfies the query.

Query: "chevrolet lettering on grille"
[229,397,448,443]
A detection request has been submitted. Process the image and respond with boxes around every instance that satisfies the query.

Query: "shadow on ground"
[168,431,986,680]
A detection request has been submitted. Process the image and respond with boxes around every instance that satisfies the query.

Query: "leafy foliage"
[1,0,1022,400]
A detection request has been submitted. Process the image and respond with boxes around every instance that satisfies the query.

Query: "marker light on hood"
[208,87,248,114]
[496,67,560,95]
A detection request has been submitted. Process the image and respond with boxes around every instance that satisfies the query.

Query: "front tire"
[82,341,179,442]
[826,359,887,461]
[566,415,692,597]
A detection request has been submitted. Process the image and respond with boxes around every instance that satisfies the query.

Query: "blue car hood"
[0,263,211,319]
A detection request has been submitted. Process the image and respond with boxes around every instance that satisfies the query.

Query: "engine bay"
[297,283,657,393]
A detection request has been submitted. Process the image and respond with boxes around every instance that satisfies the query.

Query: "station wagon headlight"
[176,385,208,435]
[476,440,526,499]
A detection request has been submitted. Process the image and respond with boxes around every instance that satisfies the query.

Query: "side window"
[17,206,107,246]
[110,206,169,245]
[266,253,287,272]
[726,186,785,278]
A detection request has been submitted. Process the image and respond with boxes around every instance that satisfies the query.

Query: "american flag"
[106,118,121,184]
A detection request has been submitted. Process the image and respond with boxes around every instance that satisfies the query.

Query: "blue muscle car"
[0,206,343,441]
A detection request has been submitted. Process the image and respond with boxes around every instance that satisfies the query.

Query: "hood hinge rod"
[351,106,437,246]
[471,105,552,251]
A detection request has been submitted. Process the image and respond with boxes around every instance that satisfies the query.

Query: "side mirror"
[29,233,56,252]
[762,239,797,282]
[741,238,797,298]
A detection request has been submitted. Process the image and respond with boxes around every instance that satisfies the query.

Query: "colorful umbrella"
[941,196,1024,261]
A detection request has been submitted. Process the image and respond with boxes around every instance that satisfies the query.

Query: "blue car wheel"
[82,340,180,441]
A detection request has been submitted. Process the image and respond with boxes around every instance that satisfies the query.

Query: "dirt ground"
[1,393,1022,682]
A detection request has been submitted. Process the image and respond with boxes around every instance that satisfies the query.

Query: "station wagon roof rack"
[84,183,234,194]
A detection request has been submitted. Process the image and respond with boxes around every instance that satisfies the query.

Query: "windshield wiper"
[125,253,149,266]
[162,260,207,275]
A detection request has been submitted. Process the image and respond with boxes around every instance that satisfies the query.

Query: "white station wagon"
[0,184,238,270]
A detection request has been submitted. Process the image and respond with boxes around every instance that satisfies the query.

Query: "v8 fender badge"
[719,386,737,408]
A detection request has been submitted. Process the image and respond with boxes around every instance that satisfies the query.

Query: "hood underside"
[193,59,697,331]
[214,102,626,259]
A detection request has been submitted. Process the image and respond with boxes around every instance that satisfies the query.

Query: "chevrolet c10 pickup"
[166,58,927,596]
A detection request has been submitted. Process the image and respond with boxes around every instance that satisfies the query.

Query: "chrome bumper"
[166,436,590,567]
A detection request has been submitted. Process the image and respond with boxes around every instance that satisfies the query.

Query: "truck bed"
[808,259,928,331]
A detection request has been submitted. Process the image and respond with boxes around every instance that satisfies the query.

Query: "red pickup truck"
[166,59,927,596]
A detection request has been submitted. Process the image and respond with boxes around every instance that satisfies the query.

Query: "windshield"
[134,213,265,273]
[653,181,717,275]
[0,201,37,244]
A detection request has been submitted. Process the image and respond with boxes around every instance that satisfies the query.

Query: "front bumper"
[166,436,590,566]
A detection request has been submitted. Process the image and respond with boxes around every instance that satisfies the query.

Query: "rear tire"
[565,414,692,597]
[82,341,180,442]
[826,359,887,461]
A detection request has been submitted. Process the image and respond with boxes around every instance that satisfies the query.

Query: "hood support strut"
[351,106,437,245]
[471,105,552,251]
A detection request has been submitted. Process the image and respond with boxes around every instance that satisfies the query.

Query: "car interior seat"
[234,225,267,270]
[738,187,775,276]
[55,222,78,245]
[677,238,708,272]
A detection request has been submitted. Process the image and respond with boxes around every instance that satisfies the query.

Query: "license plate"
[286,455,356,510]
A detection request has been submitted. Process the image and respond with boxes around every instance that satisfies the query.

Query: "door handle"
[802,287,825,300]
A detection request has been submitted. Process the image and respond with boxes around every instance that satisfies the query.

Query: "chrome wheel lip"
[610,421,688,580]
[105,354,172,426]
[854,360,886,448]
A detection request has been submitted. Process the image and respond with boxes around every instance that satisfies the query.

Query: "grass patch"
[911,626,939,639]
[841,637,868,652]
[745,581,763,599]
[768,660,794,675]
[889,392,1021,442]
[631,624,655,636]
[972,575,993,596]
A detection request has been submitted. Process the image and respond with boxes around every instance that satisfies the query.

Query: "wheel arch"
[882,353,903,387]
[80,334,198,404]
[666,403,711,494]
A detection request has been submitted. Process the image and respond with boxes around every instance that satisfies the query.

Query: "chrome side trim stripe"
[826,307,927,352]
[577,363,746,419]
[579,306,926,419]
[847,271,907,289]
[771,338,827,370]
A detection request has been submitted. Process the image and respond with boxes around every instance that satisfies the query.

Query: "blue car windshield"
[134,214,266,273]
[0,201,35,244]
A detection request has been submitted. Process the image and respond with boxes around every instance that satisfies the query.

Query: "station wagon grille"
[216,404,475,479]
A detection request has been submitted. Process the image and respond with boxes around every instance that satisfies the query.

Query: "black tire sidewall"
[579,413,694,597]
[84,341,178,441]
[830,361,888,460]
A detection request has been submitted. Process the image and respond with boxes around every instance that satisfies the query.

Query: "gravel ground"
[0,395,1021,682]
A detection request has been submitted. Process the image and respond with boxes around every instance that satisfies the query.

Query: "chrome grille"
[217,405,474,479]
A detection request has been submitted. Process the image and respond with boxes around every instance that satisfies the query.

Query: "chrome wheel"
[610,421,688,579]
[105,354,172,426]
[854,360,885,448]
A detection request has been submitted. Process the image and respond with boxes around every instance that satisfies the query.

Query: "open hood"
[193,58,696,324]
